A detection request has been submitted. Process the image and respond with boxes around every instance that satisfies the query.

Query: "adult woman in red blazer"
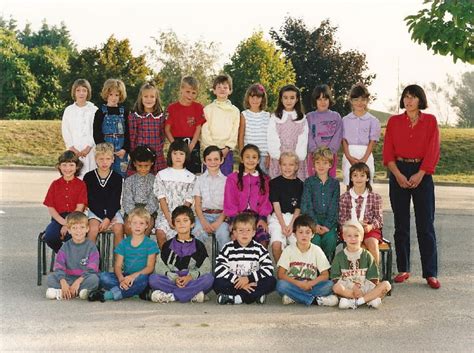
[383,84,441,289]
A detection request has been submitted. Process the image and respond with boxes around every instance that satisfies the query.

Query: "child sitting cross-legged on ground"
[88,208,159,302]
[213,212,276,305]
[276,215,338,306]
[331,220,391,309]
[145,205,214,303]
[46,212,99,300]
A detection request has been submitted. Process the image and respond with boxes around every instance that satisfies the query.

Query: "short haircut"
[349,162,372,192]
[279,151,299,166]
[312,146,334,165]
[213,74,233,90]
[130,145,156,165]
[71,79,92,101]
[293,214,316,233]
[128,207,152,225]
[56,150,83,177]
[342,220,364,239]
[166,140,190,167]
[349,83,370,100]
[66,211,88,227]
[312,84,335,107]
[233,212,257,231]
[95,142,114,158]
[133,82,162,116]
[171,205,195,225]
[399,84,428,110]
[181,76,199,90]
[243,83,268,110]
[203,145,223,160]
[101,78,127,102]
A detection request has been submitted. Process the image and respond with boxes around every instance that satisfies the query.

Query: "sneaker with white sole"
[339,298,358,310]
[217,294,242,305]
[256,294,266,304]
[191,291,205,303]
[46,288,62,300]
[282,295,296,305]
[79,289,89,300]
[151,290,175,303]
[316,295,339,307]
[367,298,382,309]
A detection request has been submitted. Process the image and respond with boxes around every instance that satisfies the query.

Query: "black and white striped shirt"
[214,240,274,283]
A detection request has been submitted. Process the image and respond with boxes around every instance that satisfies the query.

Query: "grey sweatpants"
[47,272,99,291]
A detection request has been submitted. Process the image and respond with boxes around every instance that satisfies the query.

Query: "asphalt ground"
[0,168,473,351]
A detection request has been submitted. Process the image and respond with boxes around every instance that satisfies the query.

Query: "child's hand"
[234,276,250,290]
[176,275,192,288]
[201,219,214,234]
[59,225,68,239]
[189,141,196,151]
[99,218,111,232]
[115,149,126,159]
[81,146,92,157]
[319,226,330,235]
[284,225,293,237]
[363,222,373,233]
[211,219,223,231]
[315,225,323,235]
[120,275,135,290]
[222,147,229,158]
[60,282,72,300]
[348,156,359,165]
[352,284,363,299]
[241,282,257,293]
[296,280,312,291]
[69,279,82,297]
[257,219,268,232]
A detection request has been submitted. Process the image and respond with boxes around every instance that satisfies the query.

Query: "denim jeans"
[99,272,149,300]
[44,212,72,253]
[276,279,333,306]
[193,213,230,251]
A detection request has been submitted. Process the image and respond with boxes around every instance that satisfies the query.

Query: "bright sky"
[3,0,471,123]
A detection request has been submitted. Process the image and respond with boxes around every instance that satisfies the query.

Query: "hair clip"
[256,84,265,93]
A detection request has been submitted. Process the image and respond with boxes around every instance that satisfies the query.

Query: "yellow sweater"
[201,99,240,150]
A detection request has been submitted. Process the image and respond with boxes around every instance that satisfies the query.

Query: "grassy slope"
[1,120,473,183]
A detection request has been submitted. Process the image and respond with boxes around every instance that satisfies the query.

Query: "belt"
[104,133,124,138]
[397,157,422,163]
[203,209,223,214]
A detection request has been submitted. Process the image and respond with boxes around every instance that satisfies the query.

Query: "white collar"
[349,188,369,223]
[134,112,163,119]
[243,171,259,177]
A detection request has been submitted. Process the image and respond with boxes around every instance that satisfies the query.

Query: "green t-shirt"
[330,248,379,283]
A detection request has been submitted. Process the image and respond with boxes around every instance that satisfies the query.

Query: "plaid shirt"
[339,191,383,230]
[128,112,167,175]
[301,176,340,229]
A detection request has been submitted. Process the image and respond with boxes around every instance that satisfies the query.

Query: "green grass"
[1,120,473,184]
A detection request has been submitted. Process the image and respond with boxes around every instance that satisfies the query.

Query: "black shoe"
[139,287,153,301]
[88,289,105,302]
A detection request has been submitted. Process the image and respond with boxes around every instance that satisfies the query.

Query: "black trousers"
[213,276,276,304]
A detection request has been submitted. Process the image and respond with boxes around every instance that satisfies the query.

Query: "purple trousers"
[148,273,214,302]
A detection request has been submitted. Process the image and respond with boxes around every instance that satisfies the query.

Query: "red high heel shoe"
[427,277,441,289]
[394,272,410,283]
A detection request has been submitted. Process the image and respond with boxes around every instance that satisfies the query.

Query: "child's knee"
[332,282,344,294]
[381,280,391,293]
[276,279,291,294]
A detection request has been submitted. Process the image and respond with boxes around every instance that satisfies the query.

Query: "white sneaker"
[151,290,175,303]
[316,295,339,307]
[191,291,205,303]
[79,289,89,300]
[282,295,296,305]
[339,298,358,310]
[46,288,62,300]
[367,298,382,309]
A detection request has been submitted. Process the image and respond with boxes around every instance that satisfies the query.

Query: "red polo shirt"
[383,112,440,174]
[43,177,88,213]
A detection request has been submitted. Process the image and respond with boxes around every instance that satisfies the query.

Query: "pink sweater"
[223,172,272,218]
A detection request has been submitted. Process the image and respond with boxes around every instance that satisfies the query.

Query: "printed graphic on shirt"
[287,261,318,280]
[186,115,196,127]
[80,257,89,266]
[341,258,368,284]
[229,261,259,277]
[313,120,338,142]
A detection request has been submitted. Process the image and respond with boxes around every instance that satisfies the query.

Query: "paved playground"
[0,168,473,351]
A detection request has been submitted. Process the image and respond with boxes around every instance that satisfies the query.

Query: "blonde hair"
[66,211,89,227]
[280,151,299,165]
[95,142,114,158]
[312,146,334,165]
[101,79,127,102]
[133,82,162,116]
[71,79,92,101]
[342,220,364,239]
[181,76,199,90]
[128,207,152,225]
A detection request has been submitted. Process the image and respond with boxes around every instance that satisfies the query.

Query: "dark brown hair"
[349,162,372,192]
[275,84,304,120]
[399,84,428,110]
[312,84,335,108]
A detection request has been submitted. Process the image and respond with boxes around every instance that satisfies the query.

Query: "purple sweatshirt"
[306,110,343,154]
[54,239,99,280]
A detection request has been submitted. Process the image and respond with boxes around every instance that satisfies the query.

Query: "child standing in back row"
[128,82,166,175]
[306,84,342,178]
[61,79,98,178]
[267,84,308,181]
[93,79,129,178]
[342,84,381,186]
[201,74,240,176]
[165,76,206,174]
[238,83,271,173]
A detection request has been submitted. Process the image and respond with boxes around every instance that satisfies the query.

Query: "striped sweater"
[54,239,99,280]
[214,240,274,284]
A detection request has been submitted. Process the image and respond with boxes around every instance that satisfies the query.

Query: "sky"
[3,0,471,123]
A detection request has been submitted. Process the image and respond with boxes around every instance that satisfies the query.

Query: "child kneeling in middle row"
[276,215,338,306]
[214,212,276,304]
[147,206,214,303]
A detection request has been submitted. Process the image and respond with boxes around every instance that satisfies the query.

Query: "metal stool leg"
[50,251,55,272]
[211,233,217,275]
[37,233,43,286]
[42,238,47,275]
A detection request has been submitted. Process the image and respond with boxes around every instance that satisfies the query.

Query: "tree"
[68,36,152,109]
[224,32,296,111]
[18,20,76,53]
[148,31,220,107]
[451,71,474,127]
[405,0,474,64]
[270,18,375,115]
[0,28,39,118]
